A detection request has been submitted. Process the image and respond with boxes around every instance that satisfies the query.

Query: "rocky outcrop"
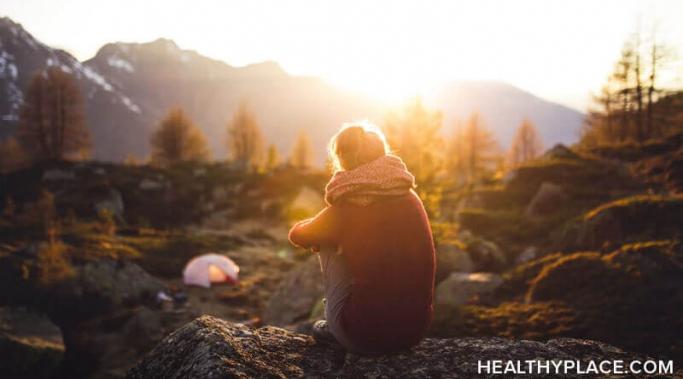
[525,182,566,218]
[435,272,502,307]
[262,256,323,326]
[543,144,580,160]
[435,242,474,283]
[0,246,170,378]
[561,194,683,251]
[466,238,508,273]
[128,315,674,378]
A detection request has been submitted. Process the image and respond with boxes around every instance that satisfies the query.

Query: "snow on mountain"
[0,16,584,161]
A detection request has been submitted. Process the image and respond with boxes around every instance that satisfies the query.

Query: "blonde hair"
[328,121,390,172]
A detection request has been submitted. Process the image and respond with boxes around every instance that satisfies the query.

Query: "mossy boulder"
[559,195,683,251]
[526,241,683,360]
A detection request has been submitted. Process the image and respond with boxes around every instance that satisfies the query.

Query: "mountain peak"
[147,38,180,52]
[240,60,287,77]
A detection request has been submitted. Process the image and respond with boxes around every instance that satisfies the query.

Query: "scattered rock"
[128,315,673,379]
[78,260,166,311]
[289,186,324,216]
[542,144,579,160]
[436,272,503,307]
[0,332,64,379]
[526,241,683,359]
[466,238,507,272]
[501,169,517,186]
[435,242,473,283]
[525,182,567,218]
[515,246,538,265]
[0,307,64,379]
[262,256,323,326]
[93,187,125,221]
[42,169,75,181]
[211,187,228,202]
[565,195,683,251]
[139,178,164,191]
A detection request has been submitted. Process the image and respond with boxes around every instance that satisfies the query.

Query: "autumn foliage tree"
[508,119,543,167]
[289,131,313,169]
[227,102,265,171]
[384,98,445,216]
[265,144,280,171]
[384,98,444,185]
[17,67,90,161]
[447,112,500,184]
[0,137,28,173]
[581,26,675,146]
[150,108,210,166]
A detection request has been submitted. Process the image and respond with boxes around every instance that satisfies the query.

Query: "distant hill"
[433,81,583,147]
[0,16,584,162]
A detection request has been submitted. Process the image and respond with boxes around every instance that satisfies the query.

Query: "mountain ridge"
[0,16,584,162]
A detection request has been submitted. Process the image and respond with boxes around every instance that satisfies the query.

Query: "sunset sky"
[3,0,683,110]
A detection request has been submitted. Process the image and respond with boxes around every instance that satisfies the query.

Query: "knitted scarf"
[325,154,416,206]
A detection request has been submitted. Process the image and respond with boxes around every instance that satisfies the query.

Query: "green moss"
[430,301,578,340]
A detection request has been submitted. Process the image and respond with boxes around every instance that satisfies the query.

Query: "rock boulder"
[262,256,323,326]
[128,315,674,378]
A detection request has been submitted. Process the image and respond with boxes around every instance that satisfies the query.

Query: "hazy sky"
[3,0,683,110]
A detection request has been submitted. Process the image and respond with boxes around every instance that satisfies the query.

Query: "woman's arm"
[288,206,339,251]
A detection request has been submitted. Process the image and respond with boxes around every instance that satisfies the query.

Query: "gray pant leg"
[317,245,356,349]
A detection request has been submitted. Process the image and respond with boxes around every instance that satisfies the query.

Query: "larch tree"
[508,119,543,167]
[449,112,500,183]
[289,131,313,169]
[17,67,90,161]
[265,144,280,171]
[384,98,445,217]
[0,137,27,173]
[150,108,211,166]
[580,25,675,147]
[226,102,265,171]
[383,98,444,186]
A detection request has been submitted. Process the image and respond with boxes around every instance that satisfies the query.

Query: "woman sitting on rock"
[288,122,436,355]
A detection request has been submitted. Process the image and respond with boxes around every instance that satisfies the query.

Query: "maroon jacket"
[289,191,436,353]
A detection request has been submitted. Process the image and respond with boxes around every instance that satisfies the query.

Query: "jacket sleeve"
[288,206,339,250]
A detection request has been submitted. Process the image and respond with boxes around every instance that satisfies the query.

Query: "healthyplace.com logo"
[477,359,674,376]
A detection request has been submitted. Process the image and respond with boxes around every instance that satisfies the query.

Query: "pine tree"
[150,108,210,166]
[17,68,90,161]
[227,102,265,171]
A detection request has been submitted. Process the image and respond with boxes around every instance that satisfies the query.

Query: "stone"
[127,315,675,378]
[515,246,538,265]
[435,272,503,307]
[435,242,474,283]
[262,256,323,326]
[93,187,125,222]
[525,182,566,218]
[289,186,324,216]
[466,238,508,272]
[42,169,75,181]
[543,144,579,160]
[77,260,166,311]
[139,178,164,190]
[0,307,64,379]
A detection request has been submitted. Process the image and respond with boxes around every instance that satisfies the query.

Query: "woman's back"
[335,191,435,353]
